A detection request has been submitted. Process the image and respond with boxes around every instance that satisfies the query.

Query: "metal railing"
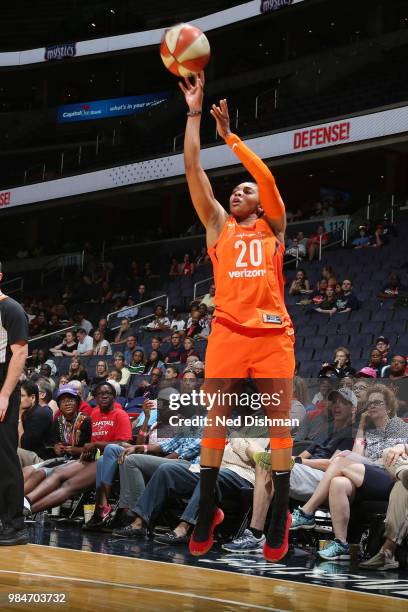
[0,276,24,295]
[107,294,169,331]
[193,277,213,300]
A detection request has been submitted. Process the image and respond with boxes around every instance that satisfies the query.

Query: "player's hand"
[179,71,204,111]
[210,98,232,140]
[0,395,8,422]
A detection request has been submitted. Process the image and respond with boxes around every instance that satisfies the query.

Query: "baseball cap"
[357,367,377,378]
[376,336,390,345]
[56,385,80,403]
[328,388,358,407]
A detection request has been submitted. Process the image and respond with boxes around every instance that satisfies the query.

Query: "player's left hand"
[210,99,231,140]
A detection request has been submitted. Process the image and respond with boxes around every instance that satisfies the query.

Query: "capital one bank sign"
[260,0,294,12]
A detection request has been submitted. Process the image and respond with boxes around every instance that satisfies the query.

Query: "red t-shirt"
[91,406,132,443]
[79,400,93,416]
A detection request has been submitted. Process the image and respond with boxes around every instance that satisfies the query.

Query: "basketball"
[160,23,210,77]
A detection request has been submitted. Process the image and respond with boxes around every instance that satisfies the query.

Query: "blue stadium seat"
[305,336,326,350]
[336,322,361,336]
[295,347,315,362]
[351,333,374,347]
[349,311,371,322]
[371,310,395,322]
[385,320,407,335]
[325,334,350,349]
[361,321,384,335]
[298,360,318,377]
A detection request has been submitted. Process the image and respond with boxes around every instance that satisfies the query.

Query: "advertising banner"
[57,92,170,123]
[3,102,408,210]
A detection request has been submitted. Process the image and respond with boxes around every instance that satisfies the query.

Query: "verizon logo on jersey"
[228,269,266,278]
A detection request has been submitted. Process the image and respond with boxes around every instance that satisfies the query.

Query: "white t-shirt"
[170,319,186,332]
[77,335,93,354]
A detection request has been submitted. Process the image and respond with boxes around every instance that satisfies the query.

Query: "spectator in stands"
[123,336,139,364]
[321,265,336,283]
[151,336,162,352]
[313,286,337,314]
[360,444,408,570]
[111,318,132,345]
[356,367,377,379]
[19,380,53,459]
[291,377,308,425]
[23,387,92,496]
[67,380,93,416]
[310,201,324,219]
[24,382,132,514]
[352,226,371,248]
[164,365,179,383]
[92,330,112,356]
[96,318,108,335]
[225,390,356,552]
[73,310,93,335]
[117,296,139,320]
[113,353,131,387]
[200,284,215,311]
[376,336,391,364]
[367,348,384,377]
[164,332,184,364]
[289,270,310,295]
[285,237,306,261]
[68,356,89,385]
[333,279,359,314]
[146,305,171,331]
[185,311,203,338]
[307,225,329,261]
[136,283,149,304]
[115,425,268,542]
[180,338,199,364]
[108,369,122,383]
[371,224,387,248]
[74,328,93,356]
[192,361,205,380]
[180,253,194,276]
[47,314,63,333]
[319,346,356,379]
[286,208,302,223]
[290,385,408,560]
[90,361,109,387]
[58,375,69,389]
[311,378,332,405]
[169,258,180,276]
[194,247,210,267]
[127,350,145,375]
[37,378,57,415]
[50,330,78,357]
[378,272,405,300]
[382,356,408,380]
[144,351,165,375]
[170,312,187,333]
[309,278,328,306]
[352,378,372,416]
[34,349,57,377]
[29,311,48,337]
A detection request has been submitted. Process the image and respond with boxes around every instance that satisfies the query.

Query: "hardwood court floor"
[0,543,408,612]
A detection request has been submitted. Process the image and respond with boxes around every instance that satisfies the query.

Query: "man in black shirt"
[19,380,53,459]
[0,263,29,545]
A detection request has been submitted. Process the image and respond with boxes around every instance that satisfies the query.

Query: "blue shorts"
[359,464,395,500]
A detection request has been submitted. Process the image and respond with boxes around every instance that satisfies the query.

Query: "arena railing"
[0,276,24,295]
[107,294,169,331]
[40,251,85,286]
[193,277,213,300]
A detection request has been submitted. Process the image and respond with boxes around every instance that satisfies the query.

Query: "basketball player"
[179,73,295,561]
[0,262,29,545]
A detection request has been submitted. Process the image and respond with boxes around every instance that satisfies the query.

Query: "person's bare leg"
[28,462,84,504]
[22,466,35,483]
[24,470,46,495]
[31,462,97,512]
[302,456,354,514]
[329,476,356,543]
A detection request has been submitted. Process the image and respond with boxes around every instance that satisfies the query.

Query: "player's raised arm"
[179,73,228,243]
[211,99,286,237]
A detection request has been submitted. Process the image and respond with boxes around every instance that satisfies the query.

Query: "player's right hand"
[0,395,8,422]
[179,71,205,111]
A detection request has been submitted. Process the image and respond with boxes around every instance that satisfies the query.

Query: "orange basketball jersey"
[208,216,292,330]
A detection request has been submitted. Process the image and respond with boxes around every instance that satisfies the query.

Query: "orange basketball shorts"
[204,318,295,379]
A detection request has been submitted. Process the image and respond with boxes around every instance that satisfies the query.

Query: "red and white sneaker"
[263,511,291,562]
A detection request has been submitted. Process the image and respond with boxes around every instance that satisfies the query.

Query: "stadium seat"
[325,334,349,349]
